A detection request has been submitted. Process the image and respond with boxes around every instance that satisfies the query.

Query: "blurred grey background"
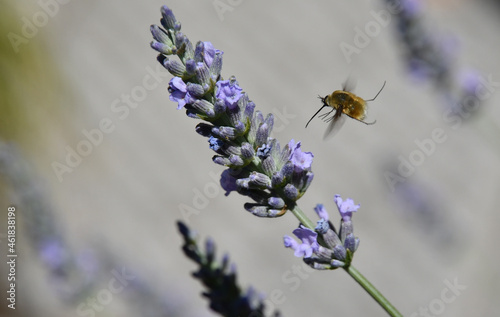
[1,0,500,316]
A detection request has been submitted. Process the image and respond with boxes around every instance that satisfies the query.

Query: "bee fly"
[306,80,386,139]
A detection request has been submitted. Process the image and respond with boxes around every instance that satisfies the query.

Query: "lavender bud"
[229,155,244,167]
[214,99,226,114]
[212,126,237,140]
[194,41,205,63]
[313,263,336,270]
[313,246,334,262]
[321,228,342,250]
[247,111,264,144]
[150,25,173,46]
[243,100,255,126]
[271,172,284,187]
[195,62,211,87]
[249,172,271,188]
[330,260,346,268]
[276,142,291,168]
[186,83,205,98]
[265,113,274,132]
[280,162,294,180]
[233,121,246,136]
[195,123,213,137]
[340,220,354,244]
[236,174,269,190]
[185,59,196,76]
[160,5,179,30]
[261,156,276,176]
[163,59,186,77]
[175,33,194,59]
[244,204,268,217]
[150,41,173,55]
[267,209,285,217]
[213,156,230,166]
[344,233,359,253]
[222,144,241,156]
[283,184,298,200]
[255,123,270,148]
[332,244,347,261]
[192,100,215,117]
[268,197,285,209]
[209,51,223,80]
[244,204,283,218]
[353,237,360,252]
[240,143,255,160]
[301,172,314,192]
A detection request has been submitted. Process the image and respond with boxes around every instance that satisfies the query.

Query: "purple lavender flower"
[284,195,360,270]
[284,226,319,258]
[288,140,314,172]
[334,194,360,222]
[208,136,224,152]
[168,77,189,109]
[314,203,329,221]
[216,80,243,110]
[150,5,314,218]
[199,41,222,68]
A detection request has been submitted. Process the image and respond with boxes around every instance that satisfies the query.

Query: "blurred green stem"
[344,265,403,317]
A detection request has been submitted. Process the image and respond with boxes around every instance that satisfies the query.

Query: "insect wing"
[342,76,357,93]
[323,113,346,140]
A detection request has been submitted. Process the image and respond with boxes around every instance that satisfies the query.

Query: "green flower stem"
[289,205,315,230]
[344,265,403,317]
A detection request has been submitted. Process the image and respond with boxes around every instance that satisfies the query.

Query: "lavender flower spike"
[150,5,314,218]
[177,221,281,317]
[284,195,361,270]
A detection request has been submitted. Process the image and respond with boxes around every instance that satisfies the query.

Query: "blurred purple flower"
[39,238,66,270]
